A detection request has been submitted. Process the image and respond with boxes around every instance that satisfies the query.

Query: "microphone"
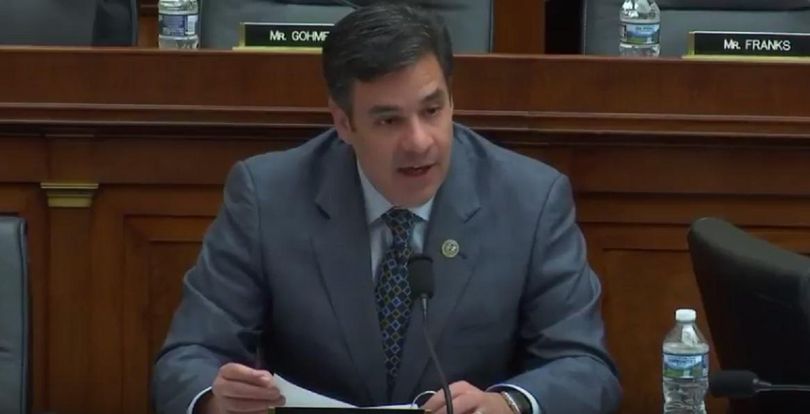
[710,370,810,399]
[407,254,453,414]
[408,254,434,319]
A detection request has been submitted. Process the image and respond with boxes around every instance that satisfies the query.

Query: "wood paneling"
[139,0,157,14]
[0,137,48,182]
[493,0,545,53]
[138,0,158,47]
[112,189,220,413]
[48,207,94,412]
[583,224,723,414]
[2,51,810,137]
[2,49,810,414]
[579,200,810,414]
[138,16,158,48]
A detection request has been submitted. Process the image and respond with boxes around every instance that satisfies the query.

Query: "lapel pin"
[441,239,460,258]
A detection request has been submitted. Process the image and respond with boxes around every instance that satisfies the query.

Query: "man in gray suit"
[153,4,621,414]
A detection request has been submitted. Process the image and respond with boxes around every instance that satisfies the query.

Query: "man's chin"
[392,186,439,208]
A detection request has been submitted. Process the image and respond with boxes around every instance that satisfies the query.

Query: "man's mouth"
[398,164,433,176]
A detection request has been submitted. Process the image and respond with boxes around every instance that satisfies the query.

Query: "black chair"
[688,217,810,414]
[0,0,137,46]
[199,0,493,52]
[0,217,29,414]
[93,0,140,46]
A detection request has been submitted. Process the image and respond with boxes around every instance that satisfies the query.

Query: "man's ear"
[328,98,353,144]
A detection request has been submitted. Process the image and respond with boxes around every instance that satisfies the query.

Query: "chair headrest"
[688,217,810,301]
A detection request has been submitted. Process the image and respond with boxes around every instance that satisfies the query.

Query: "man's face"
[330,53,454,208]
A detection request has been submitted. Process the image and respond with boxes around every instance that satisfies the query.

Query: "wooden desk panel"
[3,49,810,414]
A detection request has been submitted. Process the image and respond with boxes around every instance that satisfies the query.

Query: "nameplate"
[688,31,810,57]
[238,22,333,50]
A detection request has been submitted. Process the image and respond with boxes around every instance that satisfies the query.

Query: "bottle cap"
[675,308,697,322]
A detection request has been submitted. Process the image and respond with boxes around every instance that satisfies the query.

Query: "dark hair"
[322,2,454,114]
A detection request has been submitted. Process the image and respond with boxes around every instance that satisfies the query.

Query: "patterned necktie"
[374,208,417,392]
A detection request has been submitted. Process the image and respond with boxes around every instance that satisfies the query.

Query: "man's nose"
[401,118,432,154]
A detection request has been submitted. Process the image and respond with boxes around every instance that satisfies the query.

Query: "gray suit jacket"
[152,124,621,414]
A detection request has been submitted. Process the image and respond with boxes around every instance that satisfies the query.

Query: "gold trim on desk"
[232,46,322,53]
[239,22,246,47]
[40,182,99,208]
[682,54,810,62]
[687,31,695,55]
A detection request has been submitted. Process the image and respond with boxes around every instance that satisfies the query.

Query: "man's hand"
[422,381,512,414]
[198,363,285,414]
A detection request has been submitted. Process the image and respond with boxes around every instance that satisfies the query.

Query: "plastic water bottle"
[158,0,199,49]
[619,0,661,56]
[663,309,709,414]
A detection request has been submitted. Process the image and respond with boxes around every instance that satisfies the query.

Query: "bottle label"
[663,352,709,379]
[159,13,198,37]
[620,23,660,45]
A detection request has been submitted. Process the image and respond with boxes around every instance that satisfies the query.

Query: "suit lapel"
[392,137,481,402]
[312,141,388,405]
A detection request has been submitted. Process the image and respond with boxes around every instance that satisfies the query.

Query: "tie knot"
[381,208,416,240]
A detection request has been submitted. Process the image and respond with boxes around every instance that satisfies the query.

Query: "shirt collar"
[357,161,434,225]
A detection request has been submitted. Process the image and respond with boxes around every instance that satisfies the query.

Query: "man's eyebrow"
[366,88,447,116]
[368,105,401,117]
[422,88,446,104]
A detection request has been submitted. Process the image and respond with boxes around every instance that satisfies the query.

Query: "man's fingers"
[448,381,476,395]
[212,363,286,414]
[445,393,480,414]
[219,363,274,387]
[427,382,487,414]
[218,395,284,413]
[215,378,282,400]
[422,390,447,412]
[423,381,479,413]
[434,393,478,414]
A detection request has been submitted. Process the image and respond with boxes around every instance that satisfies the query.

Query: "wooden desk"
[3,48,810,414]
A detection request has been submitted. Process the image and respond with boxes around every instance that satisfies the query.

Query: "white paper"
[274,374,420,410]
[371,404,418,409]
[274,374,355,408]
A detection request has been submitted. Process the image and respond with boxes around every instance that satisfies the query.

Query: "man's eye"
[377,117,399,126]
[424,107,441,116]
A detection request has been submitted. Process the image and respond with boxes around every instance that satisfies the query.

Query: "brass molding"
[40,182,99,208]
